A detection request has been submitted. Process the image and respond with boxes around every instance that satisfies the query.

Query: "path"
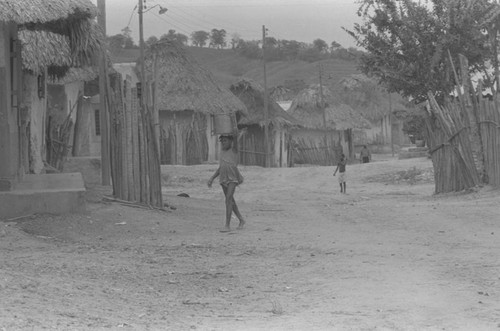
[1,156,499,330]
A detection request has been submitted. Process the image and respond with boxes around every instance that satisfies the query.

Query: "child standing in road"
[207,133,245,232]
[333,153,347,194]
[360,145,371,163]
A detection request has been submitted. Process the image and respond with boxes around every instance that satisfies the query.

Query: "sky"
[95,0,361,48]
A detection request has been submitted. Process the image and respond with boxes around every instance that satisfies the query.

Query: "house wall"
[159,110,209,165]
[24,73,46,174]
[237,124,289,168]
[206,115,218,163]
[73,95,101,157]
[355,114,410,152]
[290,129,345,166]
[273,129,288,168]
[238,125,268,167]
[88,97,102,156]
[0,22,21,190]
[64,81,83,149]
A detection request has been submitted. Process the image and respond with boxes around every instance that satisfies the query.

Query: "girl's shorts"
[338,172,346,183]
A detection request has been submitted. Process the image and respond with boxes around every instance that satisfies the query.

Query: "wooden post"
[262,25,270,168]
[97,0,110,185]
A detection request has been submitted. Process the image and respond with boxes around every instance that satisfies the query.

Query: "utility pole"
[97,0,110,185]
[138,0,146,110]
[262,25,270,168]
[318,63,327,129]
[389,92,394,157]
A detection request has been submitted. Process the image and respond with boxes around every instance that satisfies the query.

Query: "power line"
[149,12,192,37]
[125,4,138,30]
[169,3,258,34]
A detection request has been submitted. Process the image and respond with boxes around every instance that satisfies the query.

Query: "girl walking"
[208,133,245,232]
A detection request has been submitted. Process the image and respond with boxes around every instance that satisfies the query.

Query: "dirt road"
[1,156,499,330]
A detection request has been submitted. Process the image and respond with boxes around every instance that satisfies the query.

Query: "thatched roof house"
[289,85,370,130]
[145,40,246,115]
[143,40,247,165]
[228,79,297,167]
[230,79,297,128]
[270,85,295,102]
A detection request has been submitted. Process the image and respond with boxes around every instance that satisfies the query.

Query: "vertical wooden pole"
[262,25,270,168]
[97,0,110,185]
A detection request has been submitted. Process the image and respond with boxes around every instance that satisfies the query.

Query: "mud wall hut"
[144,40,247,165]
[338,75,411,153]
[19,21,101,172]
[230,79,298,167]
[288,85,370,166]
[0,0,100,190]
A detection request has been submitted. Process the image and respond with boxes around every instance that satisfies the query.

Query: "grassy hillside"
[110,46,361,91]
[186,47,360,89]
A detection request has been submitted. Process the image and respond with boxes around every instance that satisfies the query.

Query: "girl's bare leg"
[221,183,245,231]
[221,184,235,231]
[231,197,245,229]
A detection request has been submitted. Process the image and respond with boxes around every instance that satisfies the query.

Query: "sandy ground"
[1,155,500,331]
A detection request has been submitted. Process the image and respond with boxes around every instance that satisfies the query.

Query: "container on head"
[213,113,237,135]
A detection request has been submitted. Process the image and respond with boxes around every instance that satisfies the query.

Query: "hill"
[110,46,361,91]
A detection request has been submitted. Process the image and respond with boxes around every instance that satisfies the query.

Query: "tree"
[107,34,127,51]
[209,29,227,49]
[160,29,188,45]
[121,26,136,48]
[230,32,241,49]
[145,35,158,47]
[191,30,210,47]
[280,40,303,60]
[236,39,261,59]
[344,0,494,103]
[330,40,341,53]
[313,38,328,53]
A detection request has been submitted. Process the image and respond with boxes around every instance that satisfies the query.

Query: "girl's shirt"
[337,159,346,173]
[219,149,244,186]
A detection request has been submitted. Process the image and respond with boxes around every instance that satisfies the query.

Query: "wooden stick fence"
[423,53,500,194]
[425,93,480,193]
[290,135,342,166]
[107,73,163,208]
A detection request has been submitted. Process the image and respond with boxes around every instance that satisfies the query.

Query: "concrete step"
[0,173,86,220]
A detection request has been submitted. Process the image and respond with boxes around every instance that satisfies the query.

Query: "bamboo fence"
[107,73,163,208]
[425,93,480,193]
[424,53,500,194]
[290,134,342,166]
[238,127,268,167]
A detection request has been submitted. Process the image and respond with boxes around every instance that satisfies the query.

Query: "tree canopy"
[209,29,227,49]
[345,0,500,103]
[191,30,210,47]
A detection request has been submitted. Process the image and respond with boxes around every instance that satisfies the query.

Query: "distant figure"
[333,153,347,194]
[360,145,371,163]
[207,133,245,232]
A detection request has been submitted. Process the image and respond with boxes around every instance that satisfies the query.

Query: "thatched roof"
[288,85,370,130]
[19,22,103,79]
[19,21,103,79]
[144,40,247,115]
[338,74,410,121]
[0,0,97,26]
[230,79,298,128]
[48,67,97,84]
[3,0,102,79]
[270,85,295,102]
